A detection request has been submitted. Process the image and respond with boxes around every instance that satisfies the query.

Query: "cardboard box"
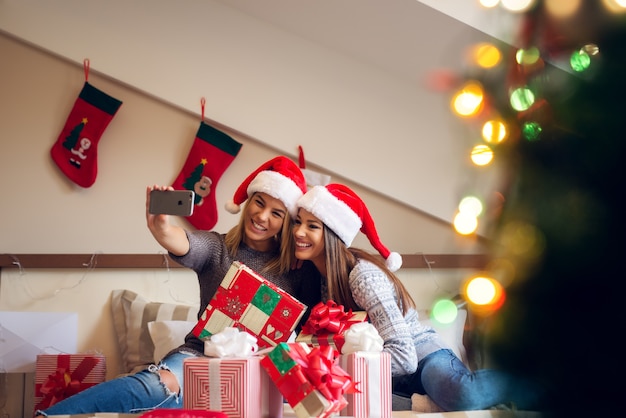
[183,356,283,418]
[192,261,307,349]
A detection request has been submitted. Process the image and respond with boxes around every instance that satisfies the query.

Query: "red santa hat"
[297,183,403,272]
[225,156,307,217]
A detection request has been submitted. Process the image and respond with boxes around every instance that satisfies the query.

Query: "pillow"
[420,308,467,364]
[148,320,197,363]
[111,289,198,374]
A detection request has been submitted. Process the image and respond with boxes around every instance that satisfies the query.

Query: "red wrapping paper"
[192,261,307,349]
[261,342,358,418]
[296,301,368,352]
[33,353,106,412]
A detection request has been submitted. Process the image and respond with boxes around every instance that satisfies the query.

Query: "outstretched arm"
[146,185,190,256]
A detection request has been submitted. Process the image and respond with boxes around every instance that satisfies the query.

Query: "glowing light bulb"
[453,211,478,235]
[482,120,508,144]
[522,121,542,141]
[515,47,540,65]
[479,0,500,8]
[545,0,581,18]
[431,299,458,325]
[466,277,496,305]
[459,196,483,217]
[501,0,535,12]
[472,43,502,68]
[452,82,484,117]
[570,50,591,72]
[470,144,494,166]
[463,275,506,315]
[510,87,535,111]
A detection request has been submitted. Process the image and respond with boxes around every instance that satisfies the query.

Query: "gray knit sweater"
[167,230,321,356]
[345,260,448,377]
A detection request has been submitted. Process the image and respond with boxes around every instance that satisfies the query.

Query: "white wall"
[0,32,485,255]
[0,0,504,224]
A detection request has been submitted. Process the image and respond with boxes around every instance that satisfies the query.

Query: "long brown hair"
[323,225,415,315]
[223,195,294,276]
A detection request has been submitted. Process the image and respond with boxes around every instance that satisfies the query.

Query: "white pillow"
[148,320,197,363]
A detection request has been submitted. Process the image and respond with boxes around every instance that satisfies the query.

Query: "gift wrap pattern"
[339,351,392,418]
[34,353,106,412]
[261,342,356,418]
[183,356,283,418]
[192,261,307,349]
[296,301,368,352]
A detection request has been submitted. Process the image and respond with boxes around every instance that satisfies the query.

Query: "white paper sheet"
[0,311,78,372]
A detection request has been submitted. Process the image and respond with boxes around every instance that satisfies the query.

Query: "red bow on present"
[291,343,359,407]
[38,367,82,406]
[302,301,355,335]
[35,355,101,410]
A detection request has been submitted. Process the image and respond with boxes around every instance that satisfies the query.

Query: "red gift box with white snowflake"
[33,353,106,412]
[191,261,307,349]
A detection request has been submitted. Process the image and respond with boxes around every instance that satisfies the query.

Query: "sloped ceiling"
[0,0,517,226]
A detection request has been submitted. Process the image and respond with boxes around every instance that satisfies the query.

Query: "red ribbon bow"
[302,301,355,335]
[35,355,101,410]
[291,344,359,407]
[38,367,82,406]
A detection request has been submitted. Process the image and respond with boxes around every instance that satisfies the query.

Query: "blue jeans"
[392,349,542,411]
[36,351,198,416]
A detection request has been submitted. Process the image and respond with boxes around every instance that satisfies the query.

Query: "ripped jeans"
[35,351,198,416]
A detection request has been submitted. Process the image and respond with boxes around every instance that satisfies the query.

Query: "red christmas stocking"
[50,59,123,188]
[171,121,242,230]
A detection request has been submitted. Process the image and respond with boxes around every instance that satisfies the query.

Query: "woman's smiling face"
[242,192,287,251]
[293,208,325,266]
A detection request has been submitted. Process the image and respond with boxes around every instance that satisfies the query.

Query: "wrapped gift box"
[192,261,307,349]
[183,356,282,418]
[338,351,392,418]
[261,342,356,418]
[296,301,368,352]
[34,353,106,412]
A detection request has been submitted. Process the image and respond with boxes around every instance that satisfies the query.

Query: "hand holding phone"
[149,190,195,216]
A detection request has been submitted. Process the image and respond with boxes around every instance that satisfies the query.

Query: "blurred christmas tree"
[450,2,626,416]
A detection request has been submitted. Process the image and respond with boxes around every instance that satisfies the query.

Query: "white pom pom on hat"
[225,156,307,217]
[297,183,403,272]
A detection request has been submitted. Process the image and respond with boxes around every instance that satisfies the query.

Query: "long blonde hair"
[223,196,295,276]
[323,225,415,315]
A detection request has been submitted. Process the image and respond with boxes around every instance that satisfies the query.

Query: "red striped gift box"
[183,356,283,418]
[33,353,106,412]
[339,351,392,418]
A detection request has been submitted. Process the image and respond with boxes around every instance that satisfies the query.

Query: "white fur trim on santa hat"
[225,200,240,214]
[386,251,403,272]
[247,170,304,216]
[297,186,362,246]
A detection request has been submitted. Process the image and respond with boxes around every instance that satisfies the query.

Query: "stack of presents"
[38,261,392,417]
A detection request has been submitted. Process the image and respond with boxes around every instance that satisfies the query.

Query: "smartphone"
[149,190,195,216]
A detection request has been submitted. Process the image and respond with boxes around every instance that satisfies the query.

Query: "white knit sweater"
[341,259,448,376]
